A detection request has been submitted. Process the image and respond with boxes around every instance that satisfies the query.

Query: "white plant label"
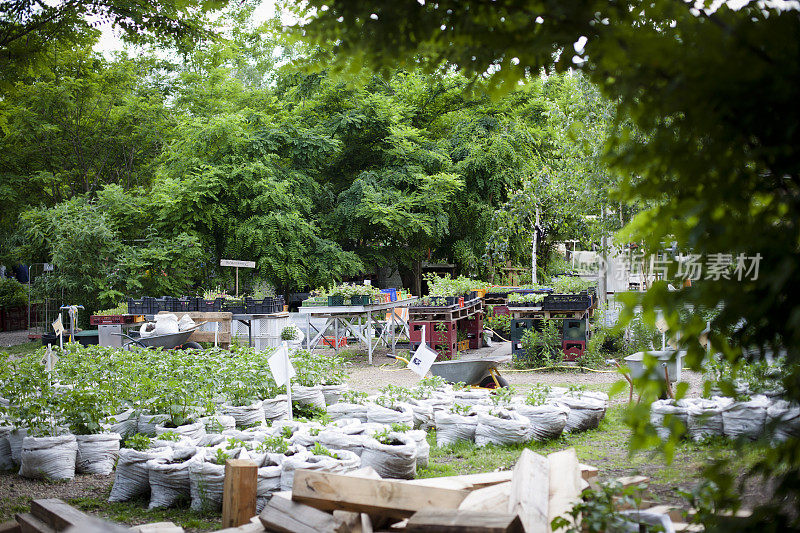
[408,326,437,377]
[268,344,296,387]
[52,315,64,337]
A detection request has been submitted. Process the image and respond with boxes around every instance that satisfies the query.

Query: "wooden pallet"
[507,307,589,320]
[409,300,482,322]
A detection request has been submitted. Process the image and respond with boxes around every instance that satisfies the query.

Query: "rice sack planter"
[317,430,370,457]
[222,400,266,428]
[558,396,607,433]
[7,427,27,464]
[434,409,479,446]
[109,446,173,502]
[146,446,198,509]
[102,409,138,439]
[189,448,260,512]
[360,431,418,479]
[279,448,344,491]
[406,399,435,430]
[686,398,728,441]
[199,414,236,433]
[155,420,206,441]
[19,434,79,480]
[366,404,414,426]
[319,384,348,406]
[475,410,532,447]
[75,433,121,475]
[767,400,800,442]
[291,385,326,410]
[721,395,769,440]
[513,403,570,441]
[406,430,430,468]
[137,414,170,437]
[327,402,369,423]
[262,396,289,422]
[650,399,690,441]
[255,455,283,513]
[0,425,14,470]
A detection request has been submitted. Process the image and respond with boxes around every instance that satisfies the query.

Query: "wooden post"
[222,459,258,528]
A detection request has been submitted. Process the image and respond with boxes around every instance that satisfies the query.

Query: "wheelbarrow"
[387,353,511,388]
[113,322,206,350]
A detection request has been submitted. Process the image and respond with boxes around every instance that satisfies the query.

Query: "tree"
[292,0,800,525]
[0,0,228,86]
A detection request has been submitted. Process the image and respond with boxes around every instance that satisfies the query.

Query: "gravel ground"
[0,330,30,348]
[343,341,706,404]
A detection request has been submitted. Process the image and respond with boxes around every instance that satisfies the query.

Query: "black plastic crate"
[563,318,588,341]
[150,297,175,313]
[510,318,541,341]
[543,294,592,311]
[222,299,246,314]
[197,298,224,312]
[174,297,197,313]
[128,298,150,315]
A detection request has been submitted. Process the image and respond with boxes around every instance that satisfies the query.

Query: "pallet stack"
[409,298,483,360]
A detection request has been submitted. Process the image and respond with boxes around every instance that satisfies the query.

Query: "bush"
[517,321,562,368]
[0,278,27,308]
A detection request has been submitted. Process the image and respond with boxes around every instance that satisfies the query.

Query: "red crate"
[409,320,457,343]
[492,305,510,316]
[562,340,586,361]
[90,314,137,325]
[319,336,348,348]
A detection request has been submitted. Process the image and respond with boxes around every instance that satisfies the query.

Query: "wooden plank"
[458,482,511,512]
[405,510,524,533]
[291,469,469,519]
[0,521,21,533]
[547,448,581,533]
[214,523,263,533]
[578,464,598,482]
[157,311,232,321]
[360,514,373,533]
[615,475,649,488]
[405,471,512,491]
[14,514,54,533]
[29,500,92,531]
[190,331,231,344]
[222,459,258,528]
[508,449,549,533]
[333,511,362,533]
[259,496,341,533]
[128,523,184,533]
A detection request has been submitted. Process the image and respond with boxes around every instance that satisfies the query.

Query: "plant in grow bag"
[212,448,229,465]
[124,434,151,451]
[257,435,289,454]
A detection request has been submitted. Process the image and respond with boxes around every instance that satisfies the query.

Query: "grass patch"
[69,495,220,533]
[418,405,759,506]
[0,341,41,358]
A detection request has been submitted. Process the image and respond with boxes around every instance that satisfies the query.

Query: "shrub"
[517,321,562,368]
[0,278,27,308]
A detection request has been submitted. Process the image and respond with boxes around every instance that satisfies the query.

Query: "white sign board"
[268,344,296,387]
[220,259,256,268]
[52,316,64,337]
[407,325,437,377]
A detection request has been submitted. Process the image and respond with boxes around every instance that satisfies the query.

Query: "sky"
[92,1,280,56]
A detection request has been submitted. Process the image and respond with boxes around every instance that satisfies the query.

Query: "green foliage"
[292,350,347,387]
[525,384,552,407]
[485,314,511,337]
[280,327,298,341]
[292,402,327,421]
[489,386,516,406]
[257,435,289,455]
[123,434,151,452]
[552,480,650,533]
[311,442,336,458]
[212,448,229,466]
[507,292,546,304]
[158,432,181,442]
[341,390,368,405]
[550,276,592,295]
[0,278,26,308]
[518,322,562,369]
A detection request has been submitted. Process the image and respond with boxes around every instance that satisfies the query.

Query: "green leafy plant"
[280,326,298,341]
[212,448,229,466]
[518,322,562,368]
[508,292,546,304]
[390,423,412,433]
[158,431,181,442]
[525,384,551,406]
[311,442,337,459]
[341,390,368,404]
[257,435,290,454]
[280,426,294,439]
[123,434,151,451]
[552,480,650,533]
[451,403,472,415]
[550,276,592,294]
[490,386,516,406]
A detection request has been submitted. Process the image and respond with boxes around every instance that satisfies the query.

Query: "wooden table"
[297,298,418,364]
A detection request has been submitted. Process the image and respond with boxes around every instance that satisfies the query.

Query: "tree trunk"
[413,259,422,296]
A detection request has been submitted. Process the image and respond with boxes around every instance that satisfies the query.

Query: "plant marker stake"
[215,322,219,348]
[283,341,293,420]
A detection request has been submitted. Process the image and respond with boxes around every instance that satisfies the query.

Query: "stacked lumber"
[9,452,746,533]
